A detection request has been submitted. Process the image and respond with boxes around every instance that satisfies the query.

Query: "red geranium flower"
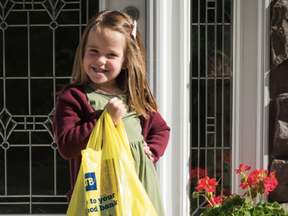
[207,195,223,207]
[195,176,219,193]
[235,163,251,174]
[264,172,278,195]
[192,163,280,210]
[239,182,248,189]
[249,169,267,178]
[247,169,267,190]
[247,175,258,188]
[189,167,207,180]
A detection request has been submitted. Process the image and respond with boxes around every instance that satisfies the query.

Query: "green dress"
[85,85,165,216]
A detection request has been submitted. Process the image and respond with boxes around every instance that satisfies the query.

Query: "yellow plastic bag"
[67,109,158,216]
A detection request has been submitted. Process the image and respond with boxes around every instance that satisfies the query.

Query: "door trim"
[232,0,270,201]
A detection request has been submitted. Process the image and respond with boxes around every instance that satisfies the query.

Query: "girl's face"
[83,29,126,90]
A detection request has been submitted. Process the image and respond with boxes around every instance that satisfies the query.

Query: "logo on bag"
[85,172,97,191]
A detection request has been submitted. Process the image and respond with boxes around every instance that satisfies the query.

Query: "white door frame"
[150,0,190,215]
[231,0,270,201]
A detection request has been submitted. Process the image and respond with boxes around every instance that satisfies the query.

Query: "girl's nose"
[96,55,106,65]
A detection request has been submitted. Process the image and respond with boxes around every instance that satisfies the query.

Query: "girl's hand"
[105,97,127,124]
[143,142,154,162]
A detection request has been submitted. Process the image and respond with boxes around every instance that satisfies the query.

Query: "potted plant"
[192,164,287,216]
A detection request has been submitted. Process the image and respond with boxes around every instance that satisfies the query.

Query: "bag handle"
[86,109,133,162]
[86,109,126,149]
[86,109,106,150]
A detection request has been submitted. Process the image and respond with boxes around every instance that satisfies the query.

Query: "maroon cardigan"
[52,84,170,202]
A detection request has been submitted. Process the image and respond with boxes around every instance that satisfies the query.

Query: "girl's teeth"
[94,68,105,72]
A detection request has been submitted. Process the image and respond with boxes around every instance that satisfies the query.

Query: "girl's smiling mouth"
[92,67,107,73]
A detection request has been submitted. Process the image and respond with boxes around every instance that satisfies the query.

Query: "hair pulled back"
[71,10,158,118]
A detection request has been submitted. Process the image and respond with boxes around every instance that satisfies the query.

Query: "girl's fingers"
[106,97,123,108]
[143,142,154,162]
[105,98,127,124]
[144,147,151,155]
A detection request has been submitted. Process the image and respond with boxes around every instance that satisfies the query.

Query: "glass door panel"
[190,0,233,215]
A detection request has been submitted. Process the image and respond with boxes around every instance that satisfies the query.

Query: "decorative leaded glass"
[0,0,99,214]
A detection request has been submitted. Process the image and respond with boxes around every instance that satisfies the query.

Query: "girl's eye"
[90,49,98,53]
[109,53,117,57]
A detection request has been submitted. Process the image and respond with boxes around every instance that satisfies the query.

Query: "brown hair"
[71,10,158,118]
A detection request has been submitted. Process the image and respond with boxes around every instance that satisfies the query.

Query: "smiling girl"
[52,10,170,216]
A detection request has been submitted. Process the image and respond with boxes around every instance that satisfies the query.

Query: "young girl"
[52,10,170,216]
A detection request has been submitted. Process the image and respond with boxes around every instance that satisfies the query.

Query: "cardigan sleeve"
[52,85,102,160]
[141,111,170,163]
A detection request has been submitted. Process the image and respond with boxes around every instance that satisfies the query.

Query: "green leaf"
[242,211,252,216]
[270,201,280,209]
[199,207,220,216]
